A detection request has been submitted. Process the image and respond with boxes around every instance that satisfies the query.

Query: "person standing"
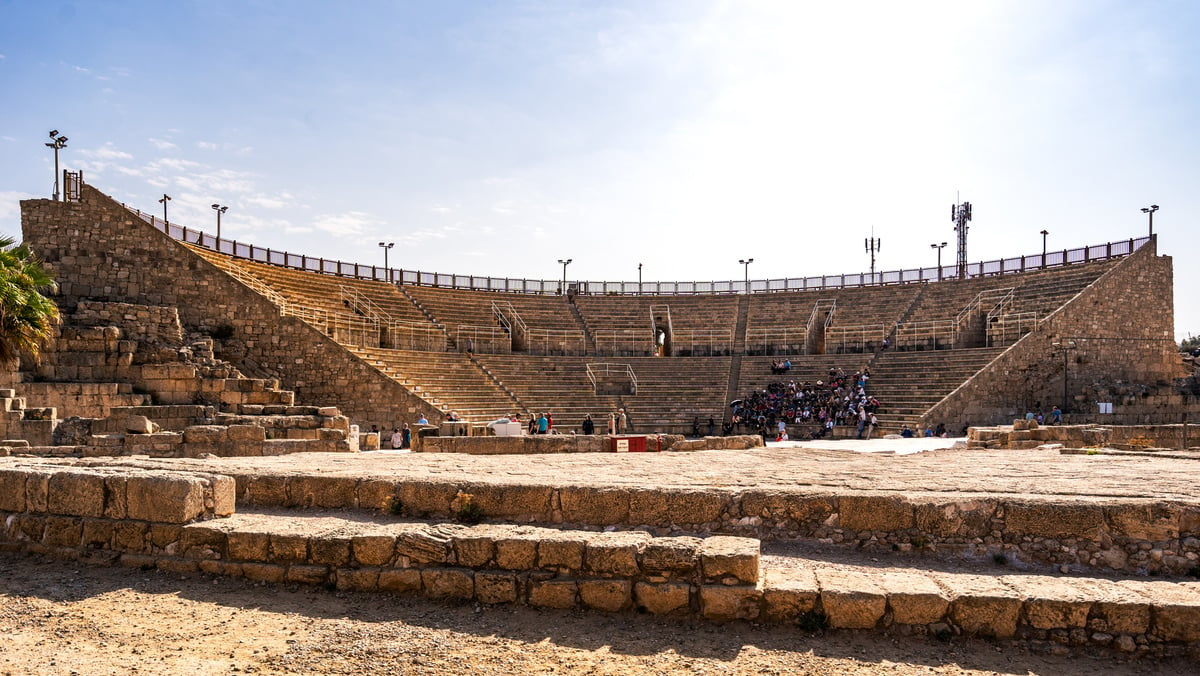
[390,427,402,450]
[582,414,595,435]
[537,412,549,435]
[401,423,412,449]
[608,412,616,435]
[617,408,627,434]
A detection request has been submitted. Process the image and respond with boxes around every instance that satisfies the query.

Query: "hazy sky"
[1,1,1196,339]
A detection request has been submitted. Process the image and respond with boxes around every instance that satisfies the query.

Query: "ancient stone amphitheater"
[4,183,1199,659]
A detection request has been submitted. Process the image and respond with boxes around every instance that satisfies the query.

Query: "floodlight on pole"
[211,203,228,243]
[557,258,572,294]
[45,130,68,201]
[738,258,754,294]
[930,242,947,281]
[378,242,395,283]
[638,263,643,294]
[159,194,172,225]
[1141,205,1159,238]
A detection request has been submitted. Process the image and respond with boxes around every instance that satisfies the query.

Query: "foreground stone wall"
[969,421,1198,451]
[213,471,1200,576]
[21,189,443,430]
[420,434,763,454]
[923,241,1179,428]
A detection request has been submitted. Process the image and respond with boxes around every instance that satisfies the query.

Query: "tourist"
[537,413,549,434]
[617,408,627,434]
[582,414,595,435]
[401,423,411,449]
[935,422,947,438]
[417,413,429,425]
[390,427,402,450]
[547,412,554,433]
[866,413,878,439]
[692,417,700,437]
[900,425,914,438]
[607,412,616,435]
[528,416,538,435]
[1050,405,1062,425]
[708,416,715,436]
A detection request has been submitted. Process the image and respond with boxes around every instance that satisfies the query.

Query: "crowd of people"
[729,366,881,440]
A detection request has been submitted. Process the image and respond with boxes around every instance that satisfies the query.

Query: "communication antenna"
[950,194,972,278]
[864,228,881,284]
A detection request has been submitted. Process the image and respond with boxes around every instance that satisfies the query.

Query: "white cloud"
[0,136,14,142]
[78,144,133,162]
[244,194,288,209]
[149,138,177,150]
[197,141,218,150]
[0,191,37,220]
[311,211,379,236]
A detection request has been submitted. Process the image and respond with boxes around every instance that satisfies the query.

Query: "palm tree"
[0,236,61,364]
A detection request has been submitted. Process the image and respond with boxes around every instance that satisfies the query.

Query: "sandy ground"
[0,552,1189,676]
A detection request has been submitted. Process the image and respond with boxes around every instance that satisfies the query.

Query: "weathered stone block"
[103,475,129,520]
[538,534,586,572]
[309,536,351,567]
[1004,575,1092,630]
[454,529,497,568]
[183,425,226,443]
[818,569,887,629]
[559,487,630,525]
[421,568,474,599]
[352,534,396,566]
[699,585,761,621]
[1117,579,1200,641]
[42,515,82,547]
[494,532,539,570]
[1105,503,1179,541]
[879,571,950,626]
[634,581,692,615]
[397,481,456,516]
[579,579,632,612]
[699,536,759,584]
[586,532,649,577]
[127,473,206,523]
[529,578,577,609]
[468,484,553,519]
[840,495,915,532]
[288,476,355,509]
[761,568,819,623]
[227,531,270,561]
[378,568,422,593]
[641,536,701,576]
[475,571,519,604]
[337,567,380,591]
[0,471,26,512]
[242,562,286,584]
[286,564,330,586]
[81,518,115,549]
[48,472,105,518]
[935,572,1022,639]
[1004,501,1104,541]
[914,499,996,539]
[397,527,456,565]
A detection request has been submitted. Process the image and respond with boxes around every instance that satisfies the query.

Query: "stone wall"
[420,434,763,454]
[72,300,183,344]
[922,241,1179,428]
[21,188,443,431]
[16,382,146,420]
[969,421,1198,451]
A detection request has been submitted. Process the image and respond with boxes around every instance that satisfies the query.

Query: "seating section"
[181,241,1122,431]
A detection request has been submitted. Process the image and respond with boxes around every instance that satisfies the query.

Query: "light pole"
[558,258,572,294]
[45,130,68,201]
[379,242,394,282]
[638,263,643,294]
[159,194,172,225]
[738,258,754,294]
[1040,230,1049,259]
[1141,205,1159,238]
[1052,340,1077,414]
[930,242,947,281]
[211,203,228,243]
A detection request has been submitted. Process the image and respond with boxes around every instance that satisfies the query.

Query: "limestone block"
[1002,575,1093,630]
[634,581,692,615]
[529,578,578,609]
[227,531,271,561]
[397,481,457,516]
[761,568,820,623]
[244,475,289,507]
[1105,503,1179,541]
[580,579,632,612]
[183,425,227,444]
[739,491,836,526]
[309,536,351,567]
[286,564,331,586]
[317,406,339,417]
[586,531,650,577]
[352,534,397,566]
[475,571,519,604]
[1117,580,1200,642]
[818,569,887,629]
[210,475,235,517]
[148,523,183,550]
[934,572,1022,639]
[337,567,380,592]
[42,515,82,547]
[267,535,307,566]
[356,480,396,513]
[840,495,915,532]
[699,536,760,585]
[914,499,996,539]
[700,585,761,621]
[126,473,206,523]
[538,533,586,572]
[227,425,266,442]
[81,519,115,549]
[1004,501,1104,541]
[48,472,106,518]
[378,568,422,593]
[421,568,475,599]
[454,529,497,568]
[125,415,157,434]
[288,476,356,509]
[242,562,287,584]
[559,486,631,525]
[113,521,149,552]
[0,470,26,512]
[640,536,702,577]
[468,484,553,519]
[878,571,950,626]
[494,532,539,570]
[397,527,456,565]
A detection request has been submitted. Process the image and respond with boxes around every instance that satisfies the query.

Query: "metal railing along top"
[127,203,1151,297]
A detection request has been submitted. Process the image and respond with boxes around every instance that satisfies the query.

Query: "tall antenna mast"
[864,227,881,284]
[950,194,972,278]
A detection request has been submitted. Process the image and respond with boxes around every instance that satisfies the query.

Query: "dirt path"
[0,553,1184,676]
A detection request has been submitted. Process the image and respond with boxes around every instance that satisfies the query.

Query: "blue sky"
[1,0,1196,339]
